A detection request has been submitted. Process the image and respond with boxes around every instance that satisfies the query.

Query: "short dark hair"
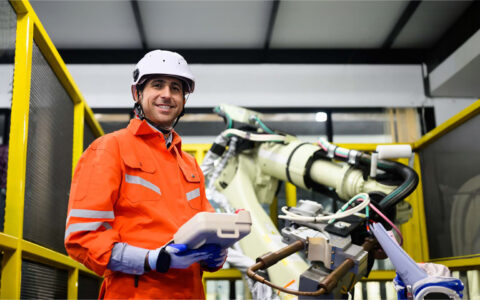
[137,75,187,96]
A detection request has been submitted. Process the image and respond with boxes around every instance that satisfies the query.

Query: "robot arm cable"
[279,193,370,223]
[367,202,403,246]
[327,193,369,224]
[213,106,233,129]
[250,115,275,134]
[358,154,418,211]
[202,129,284,177]
[221,128,286,142]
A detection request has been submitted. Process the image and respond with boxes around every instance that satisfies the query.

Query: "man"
[65,50,227,299]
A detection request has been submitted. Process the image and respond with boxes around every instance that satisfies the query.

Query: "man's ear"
[132,86,139,102]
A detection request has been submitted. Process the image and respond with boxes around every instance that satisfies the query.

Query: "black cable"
[358,153,418,211]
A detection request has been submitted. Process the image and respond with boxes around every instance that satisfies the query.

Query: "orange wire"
[277,279,296,295]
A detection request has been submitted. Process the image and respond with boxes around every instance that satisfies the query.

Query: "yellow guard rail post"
[1,1,104,298]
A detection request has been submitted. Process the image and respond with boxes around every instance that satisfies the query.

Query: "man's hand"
[199,245,228,269]
[166,244,212,269]
[146,243,226,273]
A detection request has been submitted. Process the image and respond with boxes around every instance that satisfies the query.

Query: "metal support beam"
[264,0,280,50]
[427,1,480,72]
[326,110,333,142]
[382,0,422,49]
[130,0,148,49]
[54,48,426,64]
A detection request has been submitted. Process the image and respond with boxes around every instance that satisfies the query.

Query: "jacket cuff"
[107,243,149,275]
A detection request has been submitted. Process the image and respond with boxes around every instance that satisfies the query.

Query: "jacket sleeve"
[65,136,122,276]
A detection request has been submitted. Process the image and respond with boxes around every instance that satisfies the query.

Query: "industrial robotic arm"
[202,104,419,299]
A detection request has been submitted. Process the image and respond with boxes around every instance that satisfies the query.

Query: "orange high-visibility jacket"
[65,119,215,299]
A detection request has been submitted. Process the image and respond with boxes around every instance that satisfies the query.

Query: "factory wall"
[3,63,475,128]
[431,97,477,125]
[64,64,428,108]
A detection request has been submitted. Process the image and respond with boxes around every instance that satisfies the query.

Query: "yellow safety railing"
[414,100,480,150]
[1,0,103,299]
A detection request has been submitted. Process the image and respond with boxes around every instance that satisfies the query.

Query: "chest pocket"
[178,159,203,211]
[120,142,160,203]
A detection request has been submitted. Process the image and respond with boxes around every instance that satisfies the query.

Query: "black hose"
[358,153,419,211]
[314,144,419,211]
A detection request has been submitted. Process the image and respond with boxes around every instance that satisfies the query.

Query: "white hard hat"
[132,50,195,94]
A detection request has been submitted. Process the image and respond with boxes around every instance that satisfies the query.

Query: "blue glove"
[393,273,409,300]
[168,244,227,269]
[199,245,228,269]
[147,243,211,272]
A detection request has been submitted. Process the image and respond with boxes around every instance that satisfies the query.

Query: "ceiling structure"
[29,0,480,97]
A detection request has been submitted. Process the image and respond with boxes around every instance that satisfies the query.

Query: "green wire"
[214,106,233,129]
[328,194,364,224]
[336,149,349,156]
[253,115,275,134]
[226,114,233,129]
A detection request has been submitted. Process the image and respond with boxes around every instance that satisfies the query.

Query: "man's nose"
[161,86,172,98]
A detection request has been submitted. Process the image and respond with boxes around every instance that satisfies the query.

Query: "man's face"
[136,75,186,129]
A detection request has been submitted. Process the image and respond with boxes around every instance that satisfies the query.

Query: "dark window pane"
[78,272,102,300]
[21,260,68,299]
[419,113,480,258]
[23,42,73,254]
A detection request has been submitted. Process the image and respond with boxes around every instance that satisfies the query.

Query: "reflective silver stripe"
[125,174,161,195]
[64,221,111,240]
[66,209,114,224]
[186,188,200,201]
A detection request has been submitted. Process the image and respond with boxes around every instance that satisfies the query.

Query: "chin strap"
[133,102,145,120]
[172,107,185,129]
[172,93,189,129]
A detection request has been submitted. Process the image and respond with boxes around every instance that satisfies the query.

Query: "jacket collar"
[127,119,182,150]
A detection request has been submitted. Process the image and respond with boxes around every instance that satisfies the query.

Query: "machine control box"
[173,210,252,249]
